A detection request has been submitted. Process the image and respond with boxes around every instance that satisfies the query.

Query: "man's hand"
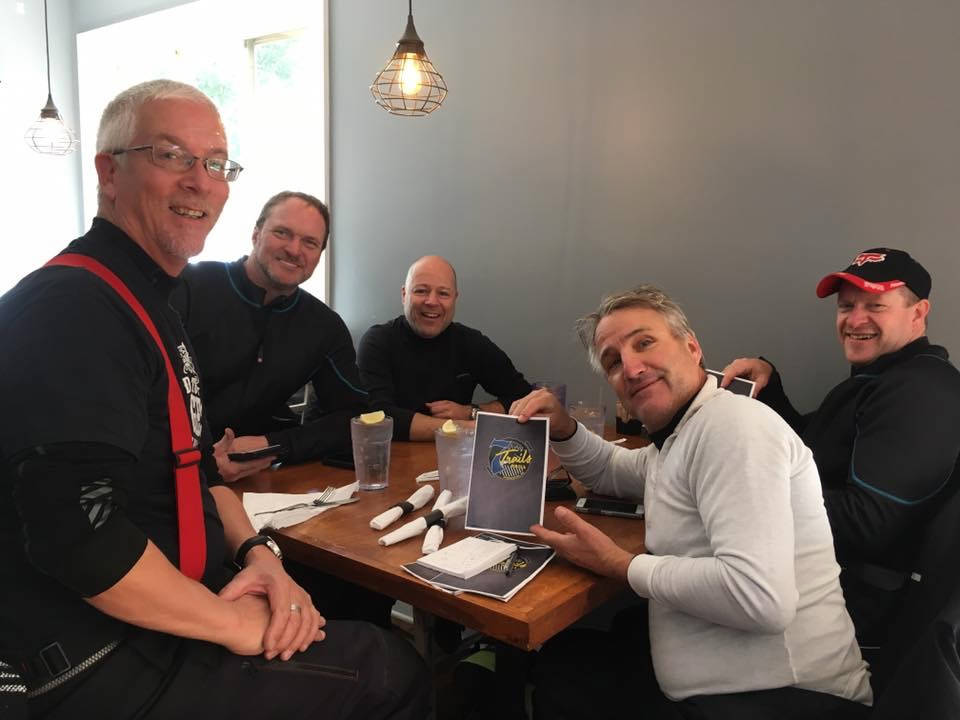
[720,358,774,394]
[426,400,472,420]
[214,428,276,483]
[510,388,577,440]
[219,550,326,661]
[531,506,634,581]
[222,593,273,656]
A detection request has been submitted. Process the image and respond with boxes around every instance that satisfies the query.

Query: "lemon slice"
[360,410,386,424]
[441,419,458,435]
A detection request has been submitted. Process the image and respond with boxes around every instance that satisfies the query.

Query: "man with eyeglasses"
[0,80,427,719]
[358,255,533,440]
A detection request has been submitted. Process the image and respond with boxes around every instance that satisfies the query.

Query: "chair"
[866,480,960,718]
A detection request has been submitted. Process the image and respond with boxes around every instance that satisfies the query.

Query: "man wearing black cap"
[721,248,960,649]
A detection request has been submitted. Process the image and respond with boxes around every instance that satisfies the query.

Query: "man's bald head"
[402,256,459,338]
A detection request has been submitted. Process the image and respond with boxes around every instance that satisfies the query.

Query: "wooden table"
[232,433,647,651]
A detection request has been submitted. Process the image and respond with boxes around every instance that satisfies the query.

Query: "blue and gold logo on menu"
[487,438,534,481]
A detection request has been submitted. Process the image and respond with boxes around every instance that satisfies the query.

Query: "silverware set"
[254,486,358,516]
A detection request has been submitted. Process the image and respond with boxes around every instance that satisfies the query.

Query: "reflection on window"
[76,0,328,301]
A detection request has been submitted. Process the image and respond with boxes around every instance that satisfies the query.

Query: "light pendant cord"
[44,0,52,96]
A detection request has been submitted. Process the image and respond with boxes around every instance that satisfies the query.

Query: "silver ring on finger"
[290,603,302,613]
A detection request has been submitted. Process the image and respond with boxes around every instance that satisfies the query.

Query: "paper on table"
[415,536,517,579]
[243,481,359,532]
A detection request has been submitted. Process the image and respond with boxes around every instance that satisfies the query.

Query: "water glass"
[434,425,476,502]
[350,415,393,490]
[533,381,567,407]
[569,402,606,438]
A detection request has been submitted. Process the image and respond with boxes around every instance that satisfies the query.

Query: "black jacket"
[759,337,960,641]
[172,260,368,463]
[357,316,532,441]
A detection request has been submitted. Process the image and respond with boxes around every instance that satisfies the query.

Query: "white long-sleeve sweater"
[552,377,872,704]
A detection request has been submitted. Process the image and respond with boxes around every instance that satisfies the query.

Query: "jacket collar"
[225,257,301,311]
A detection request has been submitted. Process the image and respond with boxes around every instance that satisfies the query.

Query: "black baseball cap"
[816,248,931,300]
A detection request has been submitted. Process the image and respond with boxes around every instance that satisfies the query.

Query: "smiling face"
[836,284,929,366]
[594,306,705,432]
[245,197,326,302]
[401,256,458,338]
[94,98,228,275]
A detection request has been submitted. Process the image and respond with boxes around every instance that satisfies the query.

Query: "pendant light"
[370,0,447,117]
[24,0,78,156]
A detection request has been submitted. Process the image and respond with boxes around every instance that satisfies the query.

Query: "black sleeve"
[9,443,149,597]
[266,314,368,463]
[823,359,960,563]
[754,357,811,435]
[467,330,533,412]
[357,324,416,441]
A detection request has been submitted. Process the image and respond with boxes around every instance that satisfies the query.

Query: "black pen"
[504,547,520,576]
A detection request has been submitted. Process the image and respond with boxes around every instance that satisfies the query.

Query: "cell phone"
[227,444,285,462]
[574,497,644,519]
[705,369,757,398]
[321,451,355,470]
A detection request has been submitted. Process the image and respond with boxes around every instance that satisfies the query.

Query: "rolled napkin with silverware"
[369,485,435,530]
[243,481,359,532]
[421,490,453,554]
[379,496,468,547]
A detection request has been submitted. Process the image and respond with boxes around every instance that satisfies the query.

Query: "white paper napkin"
[369,485,435,530]
[243,481,359,532]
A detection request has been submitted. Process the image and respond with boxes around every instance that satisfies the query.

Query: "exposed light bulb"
[400,54,422,95]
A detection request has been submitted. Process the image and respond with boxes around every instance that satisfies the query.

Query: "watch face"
[265,537,283,559]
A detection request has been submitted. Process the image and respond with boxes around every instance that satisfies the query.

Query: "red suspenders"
[45,254,207,581]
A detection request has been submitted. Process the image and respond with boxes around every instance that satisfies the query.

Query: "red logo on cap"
[852,252,886,267]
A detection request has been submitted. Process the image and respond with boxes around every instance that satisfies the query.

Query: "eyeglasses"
[111,143,243,182]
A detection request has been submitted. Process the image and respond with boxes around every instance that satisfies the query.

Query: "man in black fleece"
[357,255,532,441]
[721,248,960,648]
[174,191,367,482]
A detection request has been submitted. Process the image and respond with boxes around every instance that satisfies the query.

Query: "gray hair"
[575,285,696,373]
[96,79,220,153]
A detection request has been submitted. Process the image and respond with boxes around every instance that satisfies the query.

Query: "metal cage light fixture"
[24,0,78,156]
[370,0,447,117]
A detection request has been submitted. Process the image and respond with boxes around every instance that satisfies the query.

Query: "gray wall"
[330,0,960,415]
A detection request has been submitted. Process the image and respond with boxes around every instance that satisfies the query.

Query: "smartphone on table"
[574,497,644,519]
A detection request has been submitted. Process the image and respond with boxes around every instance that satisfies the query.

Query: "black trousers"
[31,621,429,720]
[532,604,869,720]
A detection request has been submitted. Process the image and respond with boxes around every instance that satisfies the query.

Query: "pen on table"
[504,547,520,577]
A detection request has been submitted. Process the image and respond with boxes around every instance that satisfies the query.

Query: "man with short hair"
[722,248,960,647]
[0,80,426,718]
[512,285,871,719]
[358,255,532,440]
[173,191,367,482]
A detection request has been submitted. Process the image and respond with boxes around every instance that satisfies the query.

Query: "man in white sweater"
[512,286,871,719]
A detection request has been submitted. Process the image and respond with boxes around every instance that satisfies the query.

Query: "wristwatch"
[470,404,480,420]
[234,534,282,570]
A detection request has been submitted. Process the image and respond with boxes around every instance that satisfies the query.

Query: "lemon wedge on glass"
[360,410,386,425]
[441,419,458,435]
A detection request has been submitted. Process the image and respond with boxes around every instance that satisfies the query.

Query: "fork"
[254,486,337,516]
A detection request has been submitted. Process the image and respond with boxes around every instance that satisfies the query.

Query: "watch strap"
[234,535,280,569]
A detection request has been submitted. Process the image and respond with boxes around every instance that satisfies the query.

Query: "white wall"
[1,0,82,291]
[329,0,960,413]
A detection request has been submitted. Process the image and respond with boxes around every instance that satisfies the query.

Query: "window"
[76,0,329,300]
